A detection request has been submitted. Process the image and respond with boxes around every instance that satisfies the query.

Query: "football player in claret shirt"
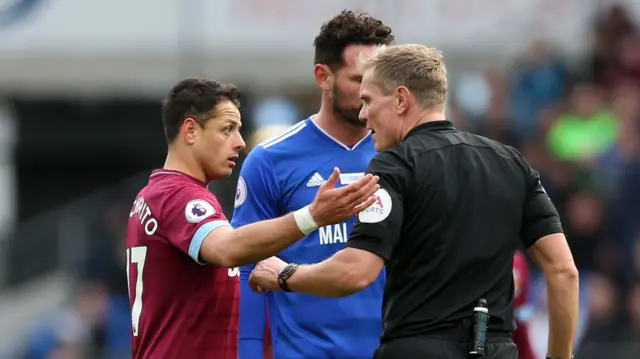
[125,78,380,359]
[512,251,535,359]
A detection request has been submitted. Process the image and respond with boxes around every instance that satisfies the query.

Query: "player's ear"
[183,117,198,145]
[395,87,410,115]
[314,64,332,91]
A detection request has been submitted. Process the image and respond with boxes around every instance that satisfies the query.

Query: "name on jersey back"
[130,196,159,235]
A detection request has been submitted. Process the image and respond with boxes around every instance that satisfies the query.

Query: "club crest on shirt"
[234,176,247,208]
[185,199,216,223]
[358,188,392,223]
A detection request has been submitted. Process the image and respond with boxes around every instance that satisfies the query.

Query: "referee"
[249,44,579,359]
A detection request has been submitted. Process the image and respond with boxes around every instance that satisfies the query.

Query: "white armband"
[293,205,319,235]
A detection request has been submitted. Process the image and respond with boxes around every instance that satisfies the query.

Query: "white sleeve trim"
[188,220,232,265]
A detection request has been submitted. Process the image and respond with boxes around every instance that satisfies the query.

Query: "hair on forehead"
[356,44,448,110]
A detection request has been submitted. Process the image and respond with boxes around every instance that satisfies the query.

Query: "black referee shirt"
[346,120,563,342]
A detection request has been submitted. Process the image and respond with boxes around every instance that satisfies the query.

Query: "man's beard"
[332,87,366,127]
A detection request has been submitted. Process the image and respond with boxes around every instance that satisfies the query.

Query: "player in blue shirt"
[231,10,395,359]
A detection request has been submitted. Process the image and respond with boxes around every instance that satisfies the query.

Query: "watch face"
[279,264,295,278]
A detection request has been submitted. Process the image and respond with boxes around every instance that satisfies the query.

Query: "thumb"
[320,167,340,191]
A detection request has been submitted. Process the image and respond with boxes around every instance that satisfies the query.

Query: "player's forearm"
[545,265,579,358]
[287,255,370,297]
[224,213,304,267]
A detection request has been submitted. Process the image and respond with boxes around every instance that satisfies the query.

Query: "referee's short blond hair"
[357,44,448,111]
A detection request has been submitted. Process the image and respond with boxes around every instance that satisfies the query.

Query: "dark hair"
[161,78,241,144]
[313,10,394,70]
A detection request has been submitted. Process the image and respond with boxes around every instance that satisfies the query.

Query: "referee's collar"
[404,119,455,139]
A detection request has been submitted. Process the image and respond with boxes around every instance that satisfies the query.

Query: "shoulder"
[367,148,414,191]
[155,180,221,215]
[450,132,526,167]
[372,145,413,169]
[254,120,311,153]
[242,120,314,166]
[367,145,414,182]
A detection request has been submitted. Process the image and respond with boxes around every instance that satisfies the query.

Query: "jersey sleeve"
[231,148,281,358]
[161,185,231,264]
[518,153,564,248]
[346,151,409,261]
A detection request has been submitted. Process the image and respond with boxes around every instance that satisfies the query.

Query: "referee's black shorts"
[373,336,517,359]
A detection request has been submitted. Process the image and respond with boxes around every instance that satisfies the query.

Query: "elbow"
[547,262,579,285]
[217,250,245,268]
[217,255,238,269]
[337,270,376,294]
[200,244,243,268]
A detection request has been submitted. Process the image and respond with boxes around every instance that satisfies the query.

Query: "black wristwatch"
[278,263,298,292]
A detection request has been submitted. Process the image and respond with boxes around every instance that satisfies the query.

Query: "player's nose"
[234,134,246,152]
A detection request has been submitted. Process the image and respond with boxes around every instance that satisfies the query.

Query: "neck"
[164,146,206,183]
[315,100,369,147]
[401,111,446,139]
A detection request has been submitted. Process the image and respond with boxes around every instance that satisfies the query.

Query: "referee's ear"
[395,86,411,115]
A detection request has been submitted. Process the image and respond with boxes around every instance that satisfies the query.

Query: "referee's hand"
[309,167,379,227]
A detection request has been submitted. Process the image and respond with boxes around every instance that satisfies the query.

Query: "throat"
[312,115,370,149]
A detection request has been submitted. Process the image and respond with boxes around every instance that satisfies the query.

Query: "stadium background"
[0,0,639,358]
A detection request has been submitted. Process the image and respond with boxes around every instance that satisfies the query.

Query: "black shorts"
[373,336,518,359]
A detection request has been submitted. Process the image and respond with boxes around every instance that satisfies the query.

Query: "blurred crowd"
[14,4,640,358]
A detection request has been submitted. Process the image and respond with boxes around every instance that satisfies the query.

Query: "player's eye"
[223,126,232,133]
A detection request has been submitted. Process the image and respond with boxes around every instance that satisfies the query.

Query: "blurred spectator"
[601,34,640,89]
[609,159,640,282]
[21,283,108,359]
[590,4,636,84]
[511,40,568,139]
[84,201,128,296]
[576,274,626,359]
[454,68,520,148]
[546,83,619,163]
[245,97,302,152]
[595,83,640,197]
[628,281,640,340]
[563,191,609,273]
[82,200,131,358]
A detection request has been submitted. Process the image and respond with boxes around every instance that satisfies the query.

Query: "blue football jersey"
[232,117,384,359]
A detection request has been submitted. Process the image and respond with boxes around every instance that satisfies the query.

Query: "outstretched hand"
[308,168,379,227]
